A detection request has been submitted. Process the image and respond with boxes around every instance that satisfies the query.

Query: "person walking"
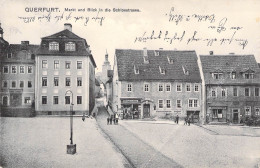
[188,117,191,126]
[115,113,119,124]
[176,115,179,124]
[109,115,113,125]
[82,113,85,122]
[184,117,187,125]
[107,117,110,125]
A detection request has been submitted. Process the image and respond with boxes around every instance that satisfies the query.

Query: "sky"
[0,0,260,72]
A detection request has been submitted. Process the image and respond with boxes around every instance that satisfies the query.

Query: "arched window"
[49,42,59,51]
[65,42,76,51]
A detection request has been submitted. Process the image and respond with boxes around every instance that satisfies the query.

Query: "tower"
[101,50,111,84]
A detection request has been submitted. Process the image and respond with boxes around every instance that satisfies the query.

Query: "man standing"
[176,115,179,124]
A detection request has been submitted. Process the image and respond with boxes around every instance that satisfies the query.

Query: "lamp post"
[65,90,76,154]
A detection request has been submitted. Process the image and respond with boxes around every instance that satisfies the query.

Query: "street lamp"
[65,90,76,154]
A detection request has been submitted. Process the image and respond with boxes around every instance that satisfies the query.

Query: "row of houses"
[104,49,260,124]
[0,23,96,116]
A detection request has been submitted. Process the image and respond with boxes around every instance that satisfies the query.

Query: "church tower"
[101,50,111,83]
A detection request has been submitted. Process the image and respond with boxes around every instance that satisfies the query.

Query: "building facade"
[200,54,260,123]
[112,48,202,121]
[35,23,96,115]
[0,34,38,116]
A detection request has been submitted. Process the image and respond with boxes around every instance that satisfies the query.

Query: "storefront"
[208,106,227,122]
[120,98,142,119]
[187,111,200,123]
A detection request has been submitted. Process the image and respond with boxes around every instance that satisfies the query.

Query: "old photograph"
[0,0,260,167]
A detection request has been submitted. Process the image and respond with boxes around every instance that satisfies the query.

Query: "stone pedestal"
[67,144,76,154]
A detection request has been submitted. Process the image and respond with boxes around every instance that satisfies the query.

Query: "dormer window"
[49,42,59,51]
[167,56,174,64]
[182,66,189,75]
[7,53,12,58]
[244,73,254,79]
[134,65,139,74]
[155,51,159,56]
[212,73,223,79]
[65,42,76,51]
[159,66,165,74]
[231,72,236,79]
[143,56,149,64]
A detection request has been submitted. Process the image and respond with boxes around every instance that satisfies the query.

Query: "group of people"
[107,113,119,125]
[174,115,191,126]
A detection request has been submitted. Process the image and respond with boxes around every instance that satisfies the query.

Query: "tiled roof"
[116,49,201,82]
[37,29,96,67]
[200,55,260,84]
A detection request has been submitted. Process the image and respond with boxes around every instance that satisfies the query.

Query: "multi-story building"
[112,48,202,121]
[35,23,96,115]
[0,24,38,117]
[199,54,260,123]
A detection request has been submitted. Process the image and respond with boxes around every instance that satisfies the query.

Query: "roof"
[37,29,96,67]
[200,55,260,84]
[115,49,201,82]
[0,37,9,54]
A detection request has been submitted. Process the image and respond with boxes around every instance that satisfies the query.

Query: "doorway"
[232,109,239,124]
[143,104,150,118]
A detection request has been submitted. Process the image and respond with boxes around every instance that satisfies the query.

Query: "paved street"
[0,116,126,168]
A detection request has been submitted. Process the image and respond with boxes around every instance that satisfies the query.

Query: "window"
[65,96,70,104]
[77,77,82,86]
[231,72,236,79]
[211,89,217,97]
[245,106,251,116]
[26,53,31,59]
[42,96,47,104]
[166,100,171,108]
[11,66,17,73]
[158,84,163,92]
[42,60,47,68]
[53,96,59,105]
[77,96,82,104]
[77,61,82,69]
[212,73,223,79]
[42,77,47,86]
[66,77,71,86]
[158,100,163,109]
[177,100,181,108]
[3,66,8,73]
[65,61,71,69]
[20,81,24,88]
[255,88,259,97]
[186,84,191,92]
[245,88,250,97]
[144,83,149,92]
[11,81,16,88]
[54,60,59,69]
[2,96,8,106]
[245,73,254,79]
[166,84,171,92]
[188,99,199,107]
[3,81,8,88]
[54,77,59,86]
[24,97,31,104]
[49,42,59,51]
[28,81,32,88]
[194,84,199,92]
[176,84,182,92]
[7,53,12,58]
[221,88,226,97]
[213,109,223,118]
[127,84,132,92]
[255,107,260,116]
[28,66,32,73]
[65,42,76,51]
[20,66,25,73]
[233,88,238,97]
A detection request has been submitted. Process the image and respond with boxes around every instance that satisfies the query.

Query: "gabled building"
[0,23,39,116]
[35,23,96,115]
[112,48,202,121]
[200,54,260,123]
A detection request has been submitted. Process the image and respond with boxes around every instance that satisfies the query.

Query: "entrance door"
[143,104,150,118]
[232,109,239,124]
[3,96,8,106]
[10,93,22,107]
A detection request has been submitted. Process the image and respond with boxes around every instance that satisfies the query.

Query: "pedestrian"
[184,117,187,125]
[113,117,115,124]
[107,117,109,125]
[188,117,191,126]
[115,113,119,125]
[176,115,179,124]
[82,113,85,122]
[109,116,112,125]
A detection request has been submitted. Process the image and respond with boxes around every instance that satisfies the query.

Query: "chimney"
[64,23,72,32]
[21,41,29,45]
[0,22,3,38]
[209,51,214,55]
[143,47,147,56]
